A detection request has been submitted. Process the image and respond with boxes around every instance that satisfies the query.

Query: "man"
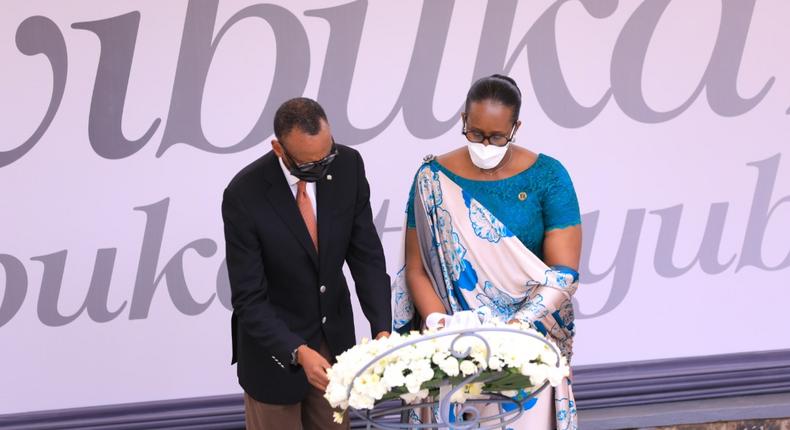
[222,97,391,429]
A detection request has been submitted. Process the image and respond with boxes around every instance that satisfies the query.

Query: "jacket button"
[322,316,327,324]
[320,285,327,294]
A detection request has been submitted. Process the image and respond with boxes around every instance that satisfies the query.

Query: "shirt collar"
[278,156,300,187]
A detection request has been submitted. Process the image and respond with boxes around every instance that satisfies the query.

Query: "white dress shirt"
[279,156,317,219]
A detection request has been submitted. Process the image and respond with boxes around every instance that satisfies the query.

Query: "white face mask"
[467,141,510,170]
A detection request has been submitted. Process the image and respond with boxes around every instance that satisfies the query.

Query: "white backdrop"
[1,0,789,415]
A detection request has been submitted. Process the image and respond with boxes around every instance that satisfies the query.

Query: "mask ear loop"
[508,122,518,143]
[461,113,468,134]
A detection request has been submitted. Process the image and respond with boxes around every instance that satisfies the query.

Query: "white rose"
[400,389,430,404]
[404,373,425,394]
[459,360,477,376]
[355,373,387,400]
[382,363,406,388]
[438,357,460,377]
[409,359,435,382]
[348,390,375,410]
[520,362,550,387]
[347,392,371,410]
[502,351,521,368]
[324,383,348,407]
[488,356,504,371]
[432,351,449,365]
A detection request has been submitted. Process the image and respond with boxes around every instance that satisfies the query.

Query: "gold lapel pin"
[326,174,333,181]
[518,191,527,201]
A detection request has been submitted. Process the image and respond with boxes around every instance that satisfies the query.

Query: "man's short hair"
[273,97,328,143]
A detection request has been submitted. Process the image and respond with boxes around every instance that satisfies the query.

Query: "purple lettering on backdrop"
[738,154,790,272]
[575,209,645,318]
[0,255,28,327]
[0,1,778,161]
[307,0,464,143]
[129,199,217,319]
[1,17,66,168]
[158,1,310,155]
[72,12,162,159]
[651,203,736,277]
[611,0,772,122]
[0,2,787,327]
[0,155,787,327]
[33,249,126,326]
[216,259,231,311]
[518,0,617,128]
[372,200,401,243]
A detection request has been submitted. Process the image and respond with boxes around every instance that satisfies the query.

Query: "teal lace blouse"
[406,153,581,260]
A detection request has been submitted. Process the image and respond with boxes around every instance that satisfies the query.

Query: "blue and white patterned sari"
[392,158,579,430]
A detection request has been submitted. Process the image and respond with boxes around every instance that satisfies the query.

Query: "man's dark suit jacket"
[222,145,391,404]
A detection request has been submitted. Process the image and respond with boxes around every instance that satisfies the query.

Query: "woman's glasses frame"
[461,122,518,147]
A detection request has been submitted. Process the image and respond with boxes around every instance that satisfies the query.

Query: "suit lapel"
[263,156,319,269]
[317,166,336,271]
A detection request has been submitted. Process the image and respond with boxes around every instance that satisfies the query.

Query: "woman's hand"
[425,312,448,329]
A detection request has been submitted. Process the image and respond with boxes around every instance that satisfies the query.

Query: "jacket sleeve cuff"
[370,321,392,337]
[277,335,306,369]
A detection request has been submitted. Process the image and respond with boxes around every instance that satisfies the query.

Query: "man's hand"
[374,331,390,340]
[297,345,331,391]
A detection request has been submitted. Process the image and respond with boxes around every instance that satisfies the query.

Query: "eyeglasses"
[283,140,338,172]
[462,122,517,147]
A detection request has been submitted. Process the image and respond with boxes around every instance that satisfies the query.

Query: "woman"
[392,74,581,429]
